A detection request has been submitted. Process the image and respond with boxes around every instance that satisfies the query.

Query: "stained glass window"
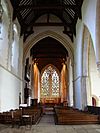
[41,65,60,97]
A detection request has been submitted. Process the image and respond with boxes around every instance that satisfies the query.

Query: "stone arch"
[24,30,74,65]
[81,24,93,109]
[82,24,100,108]
[24,31,74,105]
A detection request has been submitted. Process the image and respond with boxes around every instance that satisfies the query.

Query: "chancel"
[0,0,100,132]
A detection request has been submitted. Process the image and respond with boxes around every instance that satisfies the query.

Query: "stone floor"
[0,114,100,133]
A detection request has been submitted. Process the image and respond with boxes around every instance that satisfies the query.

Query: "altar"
[40,97,61,105]
[45,99,55,103]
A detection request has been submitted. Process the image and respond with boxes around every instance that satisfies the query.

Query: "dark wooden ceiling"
[10,0,83,72]
[10,0,83,41]
[30,37,68,72]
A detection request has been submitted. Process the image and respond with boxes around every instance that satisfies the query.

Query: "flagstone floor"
[0,114,100,133]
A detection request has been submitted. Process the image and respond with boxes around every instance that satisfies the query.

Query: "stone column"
[32,63,35,99]
[67,59,73,106]
[81,76,91,109]
[81,27,90,110]
[96,0,100,72]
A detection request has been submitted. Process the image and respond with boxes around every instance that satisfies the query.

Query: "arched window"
[41,65,60,97]
[0,1,10,67]
[11,24,19,74]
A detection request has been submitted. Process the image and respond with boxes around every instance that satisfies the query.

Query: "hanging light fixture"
[0,0,3,23]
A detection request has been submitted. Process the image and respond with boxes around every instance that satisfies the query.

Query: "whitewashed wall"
[0,66,21,112]
[0,0,23,112]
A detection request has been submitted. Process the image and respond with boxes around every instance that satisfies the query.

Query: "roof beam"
[33,22,64,26]
[26,12,73,29]
[17,5,77,11]
[32,55,66,59]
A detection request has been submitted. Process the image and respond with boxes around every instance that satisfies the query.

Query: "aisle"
[37,114,55,125]
[0,115,100,133]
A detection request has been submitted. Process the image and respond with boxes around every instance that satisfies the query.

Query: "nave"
[0,113,100,133]
[1,1,100,132]
[0,105,100,133]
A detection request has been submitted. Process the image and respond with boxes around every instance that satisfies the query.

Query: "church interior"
[0,0,100,132]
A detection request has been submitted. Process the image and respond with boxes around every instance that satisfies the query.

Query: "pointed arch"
[82,24,100,107]
[41,64,60,76]
[24,30,74,65]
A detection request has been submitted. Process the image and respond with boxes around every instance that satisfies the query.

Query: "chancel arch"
[24,35,74,106]
[24,30,74,64]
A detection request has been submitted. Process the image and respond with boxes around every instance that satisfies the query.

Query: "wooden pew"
[0,106,43,126]
[54,107,100,125]
[0,112,12,124]
[22,107,42,124]
[11,109,22,127]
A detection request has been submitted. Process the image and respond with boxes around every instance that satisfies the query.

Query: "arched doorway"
[92,97,96,106]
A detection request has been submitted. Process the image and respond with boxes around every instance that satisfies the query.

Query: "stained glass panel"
[52,71,59,96]
[41,65,60,97]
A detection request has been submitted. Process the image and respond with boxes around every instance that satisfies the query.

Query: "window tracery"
[41,65,60,97]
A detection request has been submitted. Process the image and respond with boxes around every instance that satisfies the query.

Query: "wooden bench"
[11,109,22,127]
[54,107,100,125]
[22,107,42,124]
[0,112,12,124]
[0,107,43,126]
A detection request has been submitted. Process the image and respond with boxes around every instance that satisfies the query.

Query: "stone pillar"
[81,76,91,110]
[96,0,100,72]
[68,59,73,106]
[33,63,39,99]
[81,27,91,110]
[32,63,35,99]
